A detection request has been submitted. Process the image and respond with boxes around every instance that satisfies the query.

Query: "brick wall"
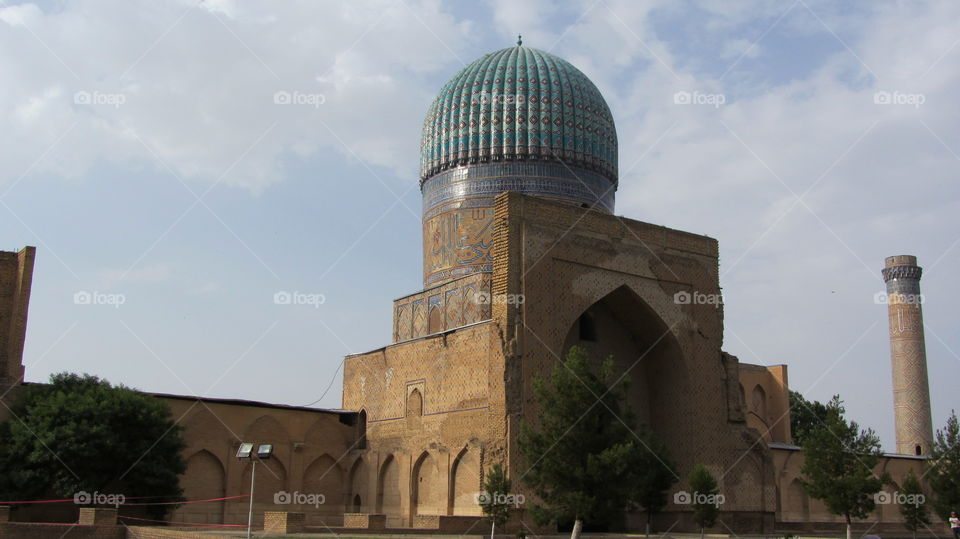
[342,319,502,526]
[739,363,792,443]
[0,246,35,423]
[0,522,123,538]
[342,513,385,530]
[263,510,304,533]
[124,526,237,539]
[492,192,777,529]
[153,396,358,526]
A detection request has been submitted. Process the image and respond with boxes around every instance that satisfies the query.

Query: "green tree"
[518,346,675,539]
[789,390,833,447]
[799,397,887,539]
[928,410,960,520]
[688,464,720,539]
[0,372,186,520]
[627,432,678,534]
[898,470,930,538]
[480,462,513,539]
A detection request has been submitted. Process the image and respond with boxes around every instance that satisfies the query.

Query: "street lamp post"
[236,442,273,539]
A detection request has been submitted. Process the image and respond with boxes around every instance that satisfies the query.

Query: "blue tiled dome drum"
[420,43,619,287]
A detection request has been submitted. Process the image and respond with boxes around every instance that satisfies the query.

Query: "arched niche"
[303,454,343,514]
[376,454,401,522]
[560,285,686,436]
[348,457,368,513]
[449,447,482,516]
[173,450,226,524]
[412,451,442,516]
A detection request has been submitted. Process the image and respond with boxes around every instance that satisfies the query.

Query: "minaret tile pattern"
[881,255,934,456]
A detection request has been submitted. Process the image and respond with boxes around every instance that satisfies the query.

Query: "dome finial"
[517,34,522,47]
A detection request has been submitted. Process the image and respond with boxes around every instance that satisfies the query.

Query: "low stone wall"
[342,512,386,530]
[437,515,488,533]
[412,514,440,529]
[263,511,304,534]
[0,522,124,538]
[79,508,117,526]
[124,527,237,539]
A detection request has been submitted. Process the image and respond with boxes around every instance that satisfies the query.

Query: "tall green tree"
[480,462,513,539]
[627,431,678,535]
[688,464,720,539]
[518,346,676,539]
[928,411,960,521]
[0,372,186,520]
[799,397,887,539]
[789,390,833,447]
[898,470,930,538]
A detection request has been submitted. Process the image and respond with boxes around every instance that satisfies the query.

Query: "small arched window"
[407,389,423,417]
[752,384,767,421]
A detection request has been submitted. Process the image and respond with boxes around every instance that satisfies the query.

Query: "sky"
[1,0,958,453]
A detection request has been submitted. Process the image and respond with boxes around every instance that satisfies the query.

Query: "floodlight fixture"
[236,442,254,459]
[256,444,273,459]
[236,441,272,539]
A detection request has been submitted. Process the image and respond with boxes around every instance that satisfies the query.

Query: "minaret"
[881,255,934,455]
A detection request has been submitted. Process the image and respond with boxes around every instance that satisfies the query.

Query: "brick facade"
[0,246,33,423]
[0,194,944,536]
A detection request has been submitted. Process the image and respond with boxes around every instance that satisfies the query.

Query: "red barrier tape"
[118,515,246,528]
[0,494,249,506]
[0,498,76,505]
[0,495,181,504]
[1,522,82,526]
[122,494,250,506]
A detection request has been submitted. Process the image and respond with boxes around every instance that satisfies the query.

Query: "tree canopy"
[518,346,676,539]
[479,462,513,539]
[928,410,960,520]
[0,372,186,519]
[898,469,930,537]
[799,396,886,539]
[789,390,834,447]
[688,464,720,539]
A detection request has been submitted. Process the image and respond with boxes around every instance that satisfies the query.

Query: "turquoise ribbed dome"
[420,45,618,186]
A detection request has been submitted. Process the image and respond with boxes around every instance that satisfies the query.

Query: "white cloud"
[491,0,960,445]
[0,2,43,26]
[0,0,473,192]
